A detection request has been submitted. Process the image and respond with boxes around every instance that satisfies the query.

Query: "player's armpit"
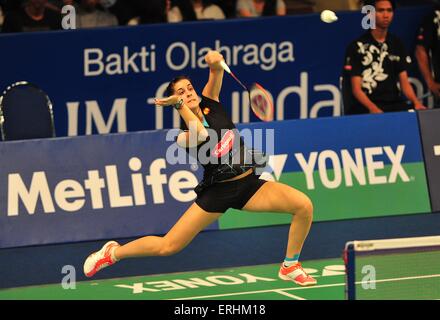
[176,130,209,148]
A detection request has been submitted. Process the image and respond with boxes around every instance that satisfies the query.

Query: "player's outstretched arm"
[202,50,225,102]
[154,95,208,147]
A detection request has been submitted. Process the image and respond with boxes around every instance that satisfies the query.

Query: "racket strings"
[249,84,274,121]
[252,94,268,112]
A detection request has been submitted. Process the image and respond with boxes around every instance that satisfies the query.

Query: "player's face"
[174,79,199,110]
[375,1,394,29]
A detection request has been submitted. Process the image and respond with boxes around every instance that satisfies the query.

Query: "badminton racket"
[220,61,274,122]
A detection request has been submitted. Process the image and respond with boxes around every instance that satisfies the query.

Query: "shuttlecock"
[320,10,338,23]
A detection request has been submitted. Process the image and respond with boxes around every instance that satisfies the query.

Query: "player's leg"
[115,203,222,258]
[242,181,316,286]
[83,203,222,277]
[243,181,313,258]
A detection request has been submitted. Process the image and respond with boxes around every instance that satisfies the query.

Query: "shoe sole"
[278,272,317,287]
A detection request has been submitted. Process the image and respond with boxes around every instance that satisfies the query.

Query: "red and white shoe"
[83,241,120,278]
[278,262,317,286]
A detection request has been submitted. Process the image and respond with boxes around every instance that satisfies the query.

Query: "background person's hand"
[370,106,384,114]
[427,80,440,97]
[414,102,427,110]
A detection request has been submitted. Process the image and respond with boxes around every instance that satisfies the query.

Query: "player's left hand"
[154,95,180,107]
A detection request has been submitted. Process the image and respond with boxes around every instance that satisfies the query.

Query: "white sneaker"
[278,262,317,286]
[83,241,120,277]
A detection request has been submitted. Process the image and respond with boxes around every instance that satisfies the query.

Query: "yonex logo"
[260,146,410,190]
[260,154,288,182]
[295,145,410,190]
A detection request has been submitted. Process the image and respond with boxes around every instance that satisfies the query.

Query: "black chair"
[0,81,56,141]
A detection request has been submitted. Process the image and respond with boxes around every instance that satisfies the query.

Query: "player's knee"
[297,197,314,221]
[158,239,184,256]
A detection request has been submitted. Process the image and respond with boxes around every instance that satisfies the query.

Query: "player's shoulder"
[201,95,222,108]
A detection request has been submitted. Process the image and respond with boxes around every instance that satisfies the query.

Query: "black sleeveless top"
[180,96,265,189]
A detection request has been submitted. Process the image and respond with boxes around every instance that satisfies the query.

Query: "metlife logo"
[7,157,198,216]
[5,126,274,217]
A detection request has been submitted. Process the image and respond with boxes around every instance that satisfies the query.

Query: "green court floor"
[1,256,438,300]
[0,258,346,300]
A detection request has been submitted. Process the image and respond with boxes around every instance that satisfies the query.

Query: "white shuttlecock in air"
[320,10,338,23]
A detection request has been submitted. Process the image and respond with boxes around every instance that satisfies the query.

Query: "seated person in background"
[137,0,167,24]
[45,0,75,12]
[98,0,167,26]
[76,0,118,28]
[0,0,23,12]
[98,0,133,25]
[0,5,4,30]
[415,1,440,108]
[236,0,286,18]
[168,0,225,22]
[343,0,425,114]
[1,0,61,33]
[214,0,237,18]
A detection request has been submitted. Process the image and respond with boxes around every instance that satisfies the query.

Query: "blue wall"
[1,212,440,288]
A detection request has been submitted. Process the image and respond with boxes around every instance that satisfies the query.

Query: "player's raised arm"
[202,50,225,102]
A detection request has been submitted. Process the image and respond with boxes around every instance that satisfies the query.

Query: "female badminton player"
[83,50,317,286]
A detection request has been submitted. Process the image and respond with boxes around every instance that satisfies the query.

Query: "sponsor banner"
[0,112,431,248]
[0,6,432,136]
[417,109,440,211]
[221,112,431,228]
[0,131,208,248]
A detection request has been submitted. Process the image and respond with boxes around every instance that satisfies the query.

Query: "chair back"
[0,82,56,141]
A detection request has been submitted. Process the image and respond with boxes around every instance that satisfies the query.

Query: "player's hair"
[166,75,193,97]
[363,0,396,9]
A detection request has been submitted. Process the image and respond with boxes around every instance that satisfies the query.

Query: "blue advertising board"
[0,112,431,248]
[0,6,432,137]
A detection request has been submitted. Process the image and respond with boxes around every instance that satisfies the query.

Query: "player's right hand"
[205,50,224,71]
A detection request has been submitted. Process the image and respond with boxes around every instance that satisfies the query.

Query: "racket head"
[249,83,274,122]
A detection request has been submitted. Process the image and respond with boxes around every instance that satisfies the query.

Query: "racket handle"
[220,60,231,74]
